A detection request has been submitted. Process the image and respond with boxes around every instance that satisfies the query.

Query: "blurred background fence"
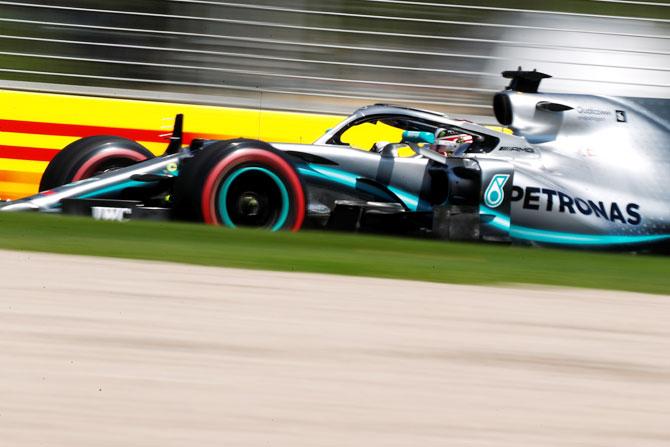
[0,0,668,122]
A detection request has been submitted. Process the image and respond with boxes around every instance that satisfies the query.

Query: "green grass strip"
[0,212,668,295]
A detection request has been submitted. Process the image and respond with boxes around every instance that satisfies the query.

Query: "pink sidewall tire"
[173,139,306,232]
[39,136,154,191]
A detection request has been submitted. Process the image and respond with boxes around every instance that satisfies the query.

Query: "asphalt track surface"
[1,249,669,447]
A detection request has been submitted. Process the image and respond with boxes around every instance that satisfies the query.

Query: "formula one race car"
[1,69,669,251]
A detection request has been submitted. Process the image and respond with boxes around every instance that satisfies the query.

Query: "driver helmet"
[433,129,473,155]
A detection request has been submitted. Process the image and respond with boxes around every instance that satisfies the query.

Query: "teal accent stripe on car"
[298,164,427,212]
[78,180,149,199]
[511,226,670,246]
[298,165,359,189]
[387,186,420,211]
[480,205,670,246]
[219,167,290,232]
[479,206,512,231]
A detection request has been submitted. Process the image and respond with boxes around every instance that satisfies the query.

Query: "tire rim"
[218,167,290,231]
[201,148,305,231]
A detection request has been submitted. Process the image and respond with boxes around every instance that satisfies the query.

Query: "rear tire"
[173,139,306,232]
[39,136,154,191]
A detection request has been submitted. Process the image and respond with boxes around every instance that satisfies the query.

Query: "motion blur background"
[0,0,668,122]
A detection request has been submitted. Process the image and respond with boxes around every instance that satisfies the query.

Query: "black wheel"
[173,139,306,231]
[39,136,154,191]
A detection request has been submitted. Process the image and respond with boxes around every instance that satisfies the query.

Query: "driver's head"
[432,131,473,155]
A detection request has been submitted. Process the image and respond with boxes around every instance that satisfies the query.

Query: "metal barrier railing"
[0,0,668,119]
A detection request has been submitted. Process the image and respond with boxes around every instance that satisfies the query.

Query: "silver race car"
[2,69,668,251]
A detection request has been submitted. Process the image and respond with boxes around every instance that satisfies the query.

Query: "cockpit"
[323,113,500,158]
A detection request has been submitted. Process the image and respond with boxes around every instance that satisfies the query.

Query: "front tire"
[173,140,306,232]
[39,136,154,191]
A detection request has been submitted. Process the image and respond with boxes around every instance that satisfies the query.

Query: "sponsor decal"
[576,107,612,122]
[91,206,132,222]
[498,146,535,154]
[484,174,510,209]
[511,186,641,225]
[616,110,627,123]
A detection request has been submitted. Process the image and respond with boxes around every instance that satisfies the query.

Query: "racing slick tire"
[39,136,155,191]
[173,139,306,232]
